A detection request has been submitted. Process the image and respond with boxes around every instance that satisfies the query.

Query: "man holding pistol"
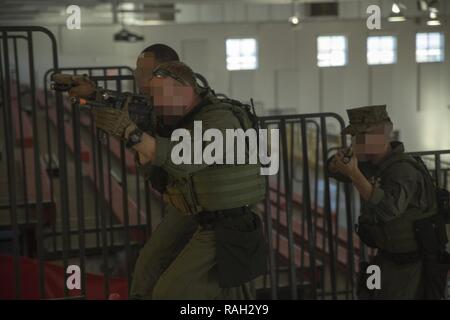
[327,105,448,299]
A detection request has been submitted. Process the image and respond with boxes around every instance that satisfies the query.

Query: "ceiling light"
[388,15,406,22]
[389,3,406,22]
[392,3,401,13]
[113,28,144,42]
[289,16,299,25]
[288,0,301,28]
[426,19,441,26]
[123,18,166,26]
[427,11,441,26]
[118,2,135,11]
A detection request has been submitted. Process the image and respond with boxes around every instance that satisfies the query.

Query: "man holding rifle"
[327,105,449,299]
[52,46,267,299]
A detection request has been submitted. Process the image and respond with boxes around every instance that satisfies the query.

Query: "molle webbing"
[191,164,266,212]
[359,153,438,253]
[361,208,435,253]
[162,96,266,214]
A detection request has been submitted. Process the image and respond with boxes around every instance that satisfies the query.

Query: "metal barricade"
[257,113,357,300]
[0,26,159,299]
[1,26,67,299]
[1,26,448,301]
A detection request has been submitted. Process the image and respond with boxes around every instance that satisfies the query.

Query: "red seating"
[107,136,136,174]
[268,184,360,251]
[262,202,360,269]
[257,180,367,271]
[83,155,148,242]
[0,254,128,300]
[21,148,56,225]
[47,107,90,163]
[11,98,33,148]
[8,92,56,226]
[37,89,136,173]
[35,88,48,111]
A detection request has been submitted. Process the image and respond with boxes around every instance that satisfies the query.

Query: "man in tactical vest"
[55,44,203,297]
[85,60,267,299]
[327,105,448,300]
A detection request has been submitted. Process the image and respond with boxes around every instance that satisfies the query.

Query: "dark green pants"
[358,254,424,300]
[152,228,253,299]
[130,205,198,299]
[130,205,253,299]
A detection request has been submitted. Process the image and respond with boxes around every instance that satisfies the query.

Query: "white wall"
[18,16,450,153]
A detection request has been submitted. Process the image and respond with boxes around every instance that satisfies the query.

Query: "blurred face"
[134,53,158,94]
[148,75,196,125]
[352,123,391,160]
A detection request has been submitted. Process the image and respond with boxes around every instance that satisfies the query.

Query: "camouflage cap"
[342,105,392,135]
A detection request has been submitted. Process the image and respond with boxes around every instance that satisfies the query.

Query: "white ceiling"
[0,0,448,25]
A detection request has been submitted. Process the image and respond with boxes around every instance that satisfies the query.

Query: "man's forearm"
[124,128,156,164]
[350,170,374,201]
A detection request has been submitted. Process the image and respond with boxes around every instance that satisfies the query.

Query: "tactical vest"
[357,153,438,254]
[162,95,266,214]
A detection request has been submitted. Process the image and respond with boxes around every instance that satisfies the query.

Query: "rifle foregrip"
[51,83,73,92]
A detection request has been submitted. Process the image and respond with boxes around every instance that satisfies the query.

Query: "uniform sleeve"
[152,108,241,178]
[325,156,369,183]
[364,163,422,223]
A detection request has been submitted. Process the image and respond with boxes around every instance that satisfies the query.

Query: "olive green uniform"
[328,141,432,299]
[130,93,266,299]
[129,205,198,299]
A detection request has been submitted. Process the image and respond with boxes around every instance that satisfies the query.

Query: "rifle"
[51,73,155,134]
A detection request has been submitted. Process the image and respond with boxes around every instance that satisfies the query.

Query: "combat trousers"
[152,227,254,300]
[358,253,424,300]
[129,205,198,299]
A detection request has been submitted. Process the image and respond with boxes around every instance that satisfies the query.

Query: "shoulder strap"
[378,153,433,183]
[174,94,216,128]
[217,97,259,131]
[377,153,411,174]
[378,153,437,211]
